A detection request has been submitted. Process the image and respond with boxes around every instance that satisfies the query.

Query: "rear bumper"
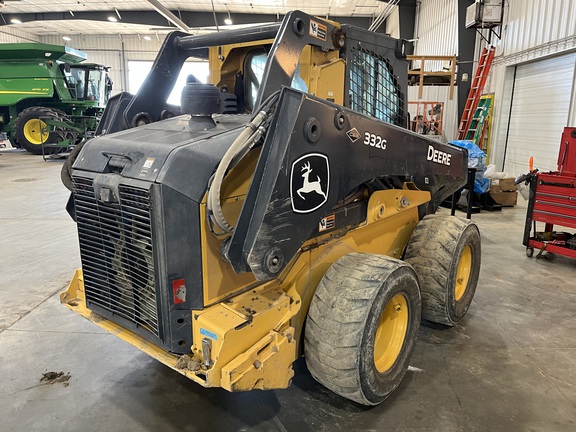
[60,269,297,391]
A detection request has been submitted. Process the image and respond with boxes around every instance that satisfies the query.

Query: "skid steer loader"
[60,10,481,406]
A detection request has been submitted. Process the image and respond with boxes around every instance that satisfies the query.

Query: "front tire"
[404,215,481,326]
[305,253,421,406]
[13,107,65,155]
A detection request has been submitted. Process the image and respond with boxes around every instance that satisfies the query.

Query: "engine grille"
[349,47,405,127]
[72,176,159,338]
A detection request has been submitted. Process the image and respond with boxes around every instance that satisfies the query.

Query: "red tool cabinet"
[523,127,576,259]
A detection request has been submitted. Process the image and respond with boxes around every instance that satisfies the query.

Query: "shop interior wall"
[483,0,576,171]
[40,34,168,97]
[404,0,459,142]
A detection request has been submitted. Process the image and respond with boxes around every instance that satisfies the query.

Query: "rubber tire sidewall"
[14,107,60,155]
[359,267,421,405]
[446,224,481,323]
[61,140,86,191]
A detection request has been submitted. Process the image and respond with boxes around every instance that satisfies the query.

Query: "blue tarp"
[449,140,490,194]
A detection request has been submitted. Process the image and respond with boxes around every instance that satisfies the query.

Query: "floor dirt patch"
[11,178,38,182]
[40,371,72,386]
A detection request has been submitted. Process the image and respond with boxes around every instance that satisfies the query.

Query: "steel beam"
[146,0,189,32]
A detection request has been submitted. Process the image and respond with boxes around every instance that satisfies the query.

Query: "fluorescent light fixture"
[10,18,22,24]
[63,36,72,41]
[225,11,232,25]
[108,16,118,22]
[143,35,152,41]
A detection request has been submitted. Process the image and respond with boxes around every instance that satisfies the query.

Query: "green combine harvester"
[0,42,112,154]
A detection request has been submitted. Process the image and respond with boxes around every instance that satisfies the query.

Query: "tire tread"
[305,253,413,405]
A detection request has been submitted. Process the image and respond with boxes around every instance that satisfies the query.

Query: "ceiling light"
[225,11,232,25]
[63,36,72,41]
[10,19,22,24]
[108,16,118,22]
[143,35,152,41]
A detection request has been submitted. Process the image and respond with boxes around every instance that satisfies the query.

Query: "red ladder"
[456,46,496,140]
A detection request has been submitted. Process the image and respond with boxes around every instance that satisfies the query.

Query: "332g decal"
[363,132,387,150]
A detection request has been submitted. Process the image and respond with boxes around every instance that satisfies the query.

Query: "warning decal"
[309,20,327,41]
[319,214,336,232]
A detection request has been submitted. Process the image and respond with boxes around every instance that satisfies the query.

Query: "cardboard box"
[489,190,517,206]
[498,178,517,192]
[490,178,517,192]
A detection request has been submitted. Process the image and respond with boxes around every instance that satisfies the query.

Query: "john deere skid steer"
[60,11,481,405]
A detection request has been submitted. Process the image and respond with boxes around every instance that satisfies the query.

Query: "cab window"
[244,49,308,112]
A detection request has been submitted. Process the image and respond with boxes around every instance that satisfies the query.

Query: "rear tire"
[404,215,481,326]
[305,253,421,406]
[13,107,65,155]
[61,140,86,191]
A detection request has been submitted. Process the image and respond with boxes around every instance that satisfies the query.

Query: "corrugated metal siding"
[41,34,164,59]
[504,53,576,175]
[0,28,39,43]
[414,0,457,70]
[501,0,576,56]
[386,6,400,39]
[407,86,458,141]
[405,0,458,141]
[486,63,515,167]
[40,34,168,94]
[487,0,576,168]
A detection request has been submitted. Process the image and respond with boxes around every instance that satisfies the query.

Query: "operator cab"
[243,47,308,112]
[62,63,112,107]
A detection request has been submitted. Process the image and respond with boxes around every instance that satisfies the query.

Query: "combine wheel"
[14,107,66,155]
[404,215,481,326]
[305,253,421,406]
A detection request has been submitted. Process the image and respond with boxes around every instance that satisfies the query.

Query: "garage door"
[504,53,576,176]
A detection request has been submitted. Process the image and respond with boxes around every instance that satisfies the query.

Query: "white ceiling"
[1,0,388,16]
[16,19,179,36]
[16,18,257,36]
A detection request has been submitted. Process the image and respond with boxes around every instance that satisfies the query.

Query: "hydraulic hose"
[206,90,281,234]
[207,110,267,233]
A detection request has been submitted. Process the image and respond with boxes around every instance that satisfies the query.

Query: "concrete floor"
[1,149,576,432]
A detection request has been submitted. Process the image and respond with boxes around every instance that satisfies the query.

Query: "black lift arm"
[97,11,342,135]
[225,88,468,280]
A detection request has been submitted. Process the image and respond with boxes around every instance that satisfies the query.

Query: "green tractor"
[0,42,112,154]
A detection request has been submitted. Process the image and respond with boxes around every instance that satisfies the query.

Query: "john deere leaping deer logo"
[297,161,327,200]
[290,153,330,213]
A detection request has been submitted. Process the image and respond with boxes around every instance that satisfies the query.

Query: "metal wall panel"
[486,63,515,168]
[0,28,39,43]
[40,34,167,94]
[503,53,576,176]
[413,0,458,70]
[485,0,576,168]
[501,0,576,56]
[386,6,400,39]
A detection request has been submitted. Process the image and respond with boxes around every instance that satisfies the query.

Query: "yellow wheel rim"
[455,245,472,301]
[374,293,409,373]
[23,118,49,145]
